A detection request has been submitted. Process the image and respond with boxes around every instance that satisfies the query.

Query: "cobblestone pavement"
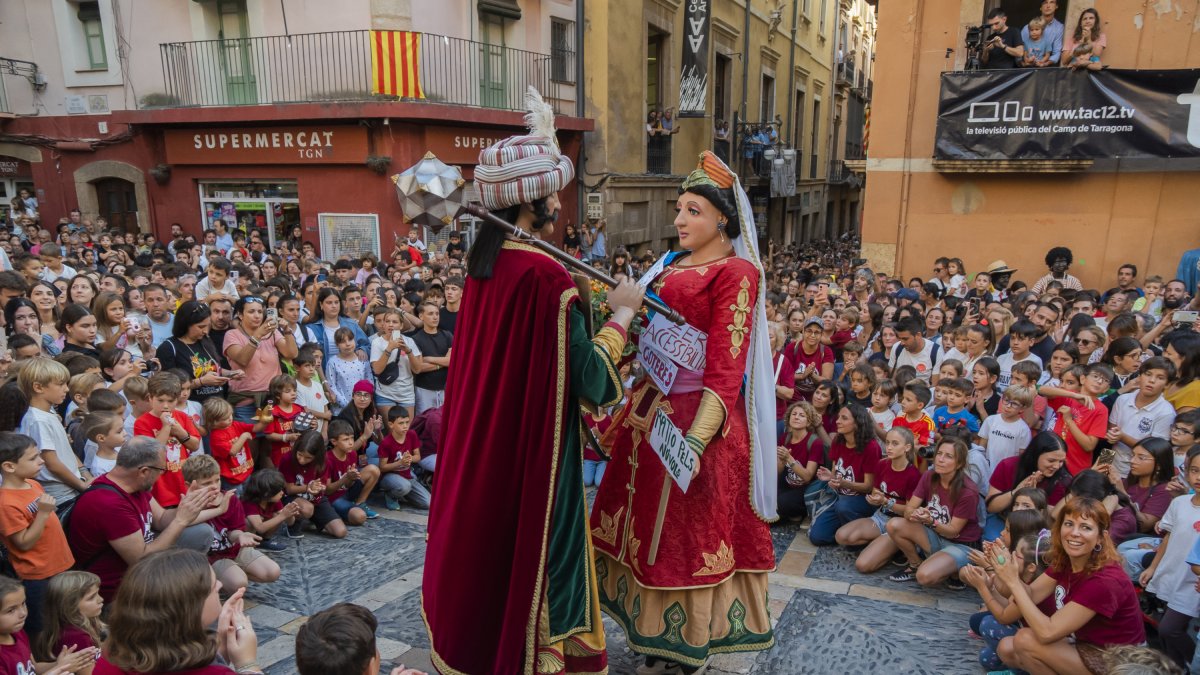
[242,505,984,674]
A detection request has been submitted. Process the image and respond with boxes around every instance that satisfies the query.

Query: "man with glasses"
[981,8,1025,69]
[65,436,217,603]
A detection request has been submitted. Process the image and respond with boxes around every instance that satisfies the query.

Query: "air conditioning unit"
[586,192,603,220]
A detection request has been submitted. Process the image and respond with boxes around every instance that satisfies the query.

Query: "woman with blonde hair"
[986,306,1015,354]
[98,549,262,674]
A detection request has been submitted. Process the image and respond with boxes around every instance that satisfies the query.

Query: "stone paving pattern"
[240,504,984,674]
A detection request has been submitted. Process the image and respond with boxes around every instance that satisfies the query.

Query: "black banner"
[935,68,1200,160]
[678,0,710,118]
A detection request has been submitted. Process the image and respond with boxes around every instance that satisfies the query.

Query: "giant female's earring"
[718,220,727,242]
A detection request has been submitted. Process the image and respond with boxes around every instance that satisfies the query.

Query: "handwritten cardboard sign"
[650,409,695,493]
[644,313,707,372]
[638,343,679,394]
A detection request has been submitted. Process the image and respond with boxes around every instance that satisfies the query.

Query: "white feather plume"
[523,86,559,149]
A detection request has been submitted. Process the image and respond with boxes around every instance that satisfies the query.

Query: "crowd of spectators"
[982,0,1107,71]
[0,194,1197,672]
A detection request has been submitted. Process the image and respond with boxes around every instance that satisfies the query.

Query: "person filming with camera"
[981,8,1025,69]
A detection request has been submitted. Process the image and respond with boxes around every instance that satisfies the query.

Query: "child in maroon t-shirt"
[378,408,431,510]
[182,455,280,593]
[278,431,347,539]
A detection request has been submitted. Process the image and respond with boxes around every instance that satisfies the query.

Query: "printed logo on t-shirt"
[1137,417,1154,434]
[141,511,154,543]
[1055,584,1066,610]
[879,480,891,497]
[165,440,183,471]
[833,457,856,485]
[926,493,951,525]
[211,526,234,553]
[16,659,35,675]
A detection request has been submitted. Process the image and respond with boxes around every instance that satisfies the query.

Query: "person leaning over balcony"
[981,8,1025,70]
[1062,8,1105,71]
[1022,0,1064,66]
[645,110,663,138]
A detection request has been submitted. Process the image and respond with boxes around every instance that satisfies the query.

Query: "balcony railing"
[835,61,855,87]
[156,30,567,111]
[647,135,672,174]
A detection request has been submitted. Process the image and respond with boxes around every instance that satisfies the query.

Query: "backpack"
[60,482,126,571]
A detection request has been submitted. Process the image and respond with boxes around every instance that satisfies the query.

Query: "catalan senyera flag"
[370,30,423,98]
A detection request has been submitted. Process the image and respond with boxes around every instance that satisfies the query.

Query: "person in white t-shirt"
[977,385,1034,466]
[292,345,331,434]
[369,308,422,419]
[194,257,240,304]
[1106,357,1176,477]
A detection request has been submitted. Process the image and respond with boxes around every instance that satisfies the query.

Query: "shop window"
[77,2,107,70]
[199,181,299,250]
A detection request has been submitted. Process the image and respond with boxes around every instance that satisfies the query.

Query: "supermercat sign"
[163,126,370,165]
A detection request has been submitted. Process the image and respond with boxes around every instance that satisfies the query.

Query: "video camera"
[963,25,993,71]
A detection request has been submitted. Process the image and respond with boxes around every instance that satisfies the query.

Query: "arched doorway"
[94,178,139,233]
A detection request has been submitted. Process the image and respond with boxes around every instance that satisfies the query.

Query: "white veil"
[727,167,779,522]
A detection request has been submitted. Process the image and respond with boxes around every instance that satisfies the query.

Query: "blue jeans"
[970,610,1018,671]
[232,404,255,423]
[583,460,607,487]
[380,472,431,508]
[1118,536,1161,578]
[332,482,367,519]
[808,494,874,546]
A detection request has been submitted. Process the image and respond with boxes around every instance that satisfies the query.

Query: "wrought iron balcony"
[155,30,568,111]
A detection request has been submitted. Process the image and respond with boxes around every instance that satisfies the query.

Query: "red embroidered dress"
[590,254,775,667]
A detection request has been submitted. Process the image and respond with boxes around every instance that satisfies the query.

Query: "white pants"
[414,387,444,414]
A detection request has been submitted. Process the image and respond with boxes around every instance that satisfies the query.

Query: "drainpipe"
[785,0,799,146]
[825,2,842,236]
[741,0,750,121]
[576,0,586,228]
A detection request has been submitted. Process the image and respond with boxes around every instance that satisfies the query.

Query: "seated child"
[241,469,311,551]
[0,575,94,674]
[934,377,981,438]
[122,375,150,439]
[181,454,281,592]
[893,382,935,455]
[326,419,382,525]
[81,411,125,477]
[278,431,347,539]
[295,602,428,675]
[203,397,270,491]
[977,385,1034,466]
[77,389,125,469]
[1010,361,1048,430]
[377,408,431,510]
[869,380,898,439]
[31,571,106,667]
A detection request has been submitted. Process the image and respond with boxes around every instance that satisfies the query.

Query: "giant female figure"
[590,153,778,673]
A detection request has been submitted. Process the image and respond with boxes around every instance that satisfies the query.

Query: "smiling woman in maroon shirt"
[990,496,1145,674]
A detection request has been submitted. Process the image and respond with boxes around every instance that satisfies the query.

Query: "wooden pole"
[646,475,672,566]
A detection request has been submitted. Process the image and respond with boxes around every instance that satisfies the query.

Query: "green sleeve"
[567,305,623,409]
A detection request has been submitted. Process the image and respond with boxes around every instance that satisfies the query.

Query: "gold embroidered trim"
[502,239,557,261]
[521,286,578,675]
[591,507,623,548]
[537,647,565,674]
[727,276,751,358]
[693,540,736,576]
[628,516,643,576]
[592,325,624,364]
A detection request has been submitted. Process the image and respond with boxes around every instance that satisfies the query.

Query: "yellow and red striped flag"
[370,30,423,98]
